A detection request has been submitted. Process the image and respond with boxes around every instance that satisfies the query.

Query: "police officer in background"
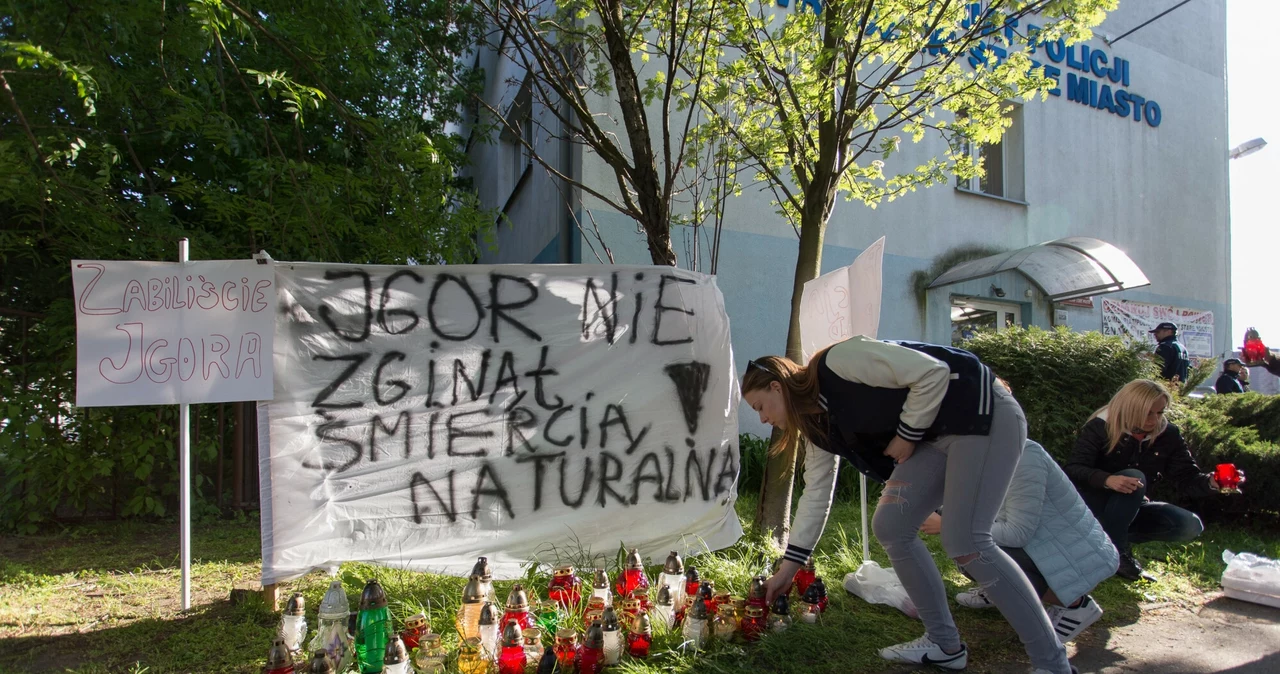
[1214,358,1247,395]
[1150,322,1190,384]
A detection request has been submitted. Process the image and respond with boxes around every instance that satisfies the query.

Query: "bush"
[738,433,870,503]
[962,327,1156,462]
[1169,393,1280,515]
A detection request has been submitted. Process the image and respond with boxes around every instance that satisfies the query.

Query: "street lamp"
[1230,138,1267,160]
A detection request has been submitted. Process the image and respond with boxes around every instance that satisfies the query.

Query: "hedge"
[1170,393,1280,515]
[962,326,1156,463]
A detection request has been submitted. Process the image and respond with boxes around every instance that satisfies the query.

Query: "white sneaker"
[878,635,968,670]
[1048,595,1103,644]
[955,586,995,609]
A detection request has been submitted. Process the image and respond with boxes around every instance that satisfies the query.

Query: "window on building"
[503,79,534,190]
[957,105,1025,201]
[951,298,1021,344]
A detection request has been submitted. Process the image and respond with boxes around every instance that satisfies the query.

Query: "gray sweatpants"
[871,386,1071,674]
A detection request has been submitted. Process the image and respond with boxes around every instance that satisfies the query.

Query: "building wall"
[475,2,1231,437]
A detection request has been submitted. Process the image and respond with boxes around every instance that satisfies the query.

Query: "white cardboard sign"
[258,263,743,584]
[799,237,885,361]
[72,260,275,406]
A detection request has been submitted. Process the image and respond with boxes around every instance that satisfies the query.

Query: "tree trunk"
[754,208,827,543]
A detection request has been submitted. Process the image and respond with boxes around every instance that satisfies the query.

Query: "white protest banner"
[72,260,275,407]
[799,237,885,361]
[259,263,743,584]
[1101,298,1215,358]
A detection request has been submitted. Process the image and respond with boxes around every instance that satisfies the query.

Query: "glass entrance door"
[951,299,1021,343]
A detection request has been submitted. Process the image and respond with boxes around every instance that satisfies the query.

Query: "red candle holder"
[400,612,428,651]
[740,606,765,642]
[616,549,650,598]
[794,557,817,597]
[1215,463,1245,492]
[553,629,580,673]
[548,566,582,609]
[579,622,605,674]
[1243,328,1268,363]
[497,621,527,674]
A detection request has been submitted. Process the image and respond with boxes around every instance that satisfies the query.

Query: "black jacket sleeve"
[1160,424,1216,498]
[1066,418,1113,491]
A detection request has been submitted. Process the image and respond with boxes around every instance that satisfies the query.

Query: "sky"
[1227,0,1280,348]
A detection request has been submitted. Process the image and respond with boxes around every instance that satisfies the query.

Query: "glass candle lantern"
[534,601,561,636]
[589,569,611,608]
[305,650,335,674]
[458,575,487,642]
[581,597,606,631]
[458,638,490,674]
[711,604,737,642]
[310,580,352,673]
[681,596,708,649]
[1244,328,1269,363]
[579,621,605,674]
[548,566,582,609]
[632,587,651,613]
[355,579,391,674]
[471,557,498,604]
[615,549,650,598]
[810,577,828,613]
[522,626,545,668]
[280,592,308,653]
[536,648,557,674]
[747,575,768,610]
[503,585,536,630]
[794,557,817,597]
[627,614,653,658]
[383,635,411,674]
[497,621,527,674]
[682,567,701,609]
[657,551,686,613]
[553,628,580,674]
[400,613,428,652]
[696,581,716,616]
[266,638,296,674]
[741,606,765,642]
[800,582,823,624]
[412,633,447,674]
[731,597,746,624]
[479,602,501,661]
[768,595,792,633]
[619,598,642,623]
[711,591,732,618]
[600,608,622,665]
[649,585,676,631]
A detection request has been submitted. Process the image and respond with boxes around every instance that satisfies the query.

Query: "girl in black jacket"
[1065,379,1226,581]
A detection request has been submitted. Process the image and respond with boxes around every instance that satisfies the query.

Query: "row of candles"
[266,550,829,674]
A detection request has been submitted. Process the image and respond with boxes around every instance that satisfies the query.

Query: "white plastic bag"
[1221,550,1280,609]
[843,560,919,618]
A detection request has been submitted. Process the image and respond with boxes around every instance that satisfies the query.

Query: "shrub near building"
[962,327,1154,463]
[1170,394,1280,516]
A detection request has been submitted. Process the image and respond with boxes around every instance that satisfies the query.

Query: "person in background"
[1150,322,1190,384]
[1214,358,1247,394]
[1065,380,1231,582]
[921,440,1116,645]
[743,337,1075,674]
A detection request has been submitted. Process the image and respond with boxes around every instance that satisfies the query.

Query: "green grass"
[1,499,1277,674]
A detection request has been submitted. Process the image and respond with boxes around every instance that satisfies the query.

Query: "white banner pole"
[860,473,870,562]
[178,237,192,610]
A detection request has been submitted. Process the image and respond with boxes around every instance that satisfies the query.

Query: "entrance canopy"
[927,237,1149,302]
